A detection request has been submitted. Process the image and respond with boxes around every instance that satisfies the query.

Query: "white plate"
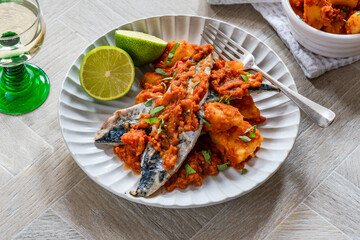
[58,15,300,208]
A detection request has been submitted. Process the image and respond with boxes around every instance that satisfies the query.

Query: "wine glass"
[0,0,49,115]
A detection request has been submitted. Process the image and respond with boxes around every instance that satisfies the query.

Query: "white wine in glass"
[0,0,49,115]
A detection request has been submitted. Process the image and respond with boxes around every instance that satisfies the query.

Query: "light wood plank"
[336,145,360,188]
[109,193,225,239]
[37,0,82,22]
[305,172,360,240]
[0,145,86,239]
[99,0,222,21]
[0,116,53,175]
[31,19,90,78]
[212,4,276,42]
[52,177,226,240]
[285,62,359,134]
[19,19,89,148]
[0,164,13,189]
[266,203,349,240]
[13,209,85,240]
[59,0,128,41]
[352,58,360,70]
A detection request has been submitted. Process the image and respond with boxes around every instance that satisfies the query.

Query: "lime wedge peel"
[79,46,135,101]
[115,30,167,67]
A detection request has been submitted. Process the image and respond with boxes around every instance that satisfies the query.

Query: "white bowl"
[282,0,360,58]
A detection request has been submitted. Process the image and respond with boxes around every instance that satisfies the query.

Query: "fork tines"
[201,24,246,62]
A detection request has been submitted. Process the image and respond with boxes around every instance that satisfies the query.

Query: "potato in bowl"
[282,0,360,57]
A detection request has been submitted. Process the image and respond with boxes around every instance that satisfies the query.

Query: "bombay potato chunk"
[203,102,244,133]
[156,40,196,67]
[346,12,360,34]
[231,94,266,124]
[140,40,198,88]
[204,102,263,168]
[294,0,360,34]
[141,71,163,87]
[304,0,332,29]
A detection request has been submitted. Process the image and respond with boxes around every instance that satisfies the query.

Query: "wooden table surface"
[1,0,360,239]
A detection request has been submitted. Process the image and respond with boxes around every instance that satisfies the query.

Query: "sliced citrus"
[79,46,135,101]
[115,30,167,66]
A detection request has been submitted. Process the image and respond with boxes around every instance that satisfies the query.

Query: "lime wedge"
[115,30,167,66]
[79,46,135,101]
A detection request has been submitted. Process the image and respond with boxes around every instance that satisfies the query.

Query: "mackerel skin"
[94,101,155,146]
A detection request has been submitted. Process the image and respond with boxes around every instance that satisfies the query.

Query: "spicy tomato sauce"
[114,129,149,172]
[211,59,262,99]
[164,135,225,192]
[114,41,265,192]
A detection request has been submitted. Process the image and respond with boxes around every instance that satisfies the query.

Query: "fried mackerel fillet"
[130,54,213,197]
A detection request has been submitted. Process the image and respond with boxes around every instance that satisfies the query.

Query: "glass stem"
[1,64,30,92]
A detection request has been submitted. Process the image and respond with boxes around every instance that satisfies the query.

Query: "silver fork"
[201,24,335,128]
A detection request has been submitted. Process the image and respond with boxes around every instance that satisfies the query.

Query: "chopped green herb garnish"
[357,11,360,16]
[225,95,232,105]
[241,168,248,175]
[185,164,196,175]
[162,70,178,81]
[144,99,153,107]
[213,96,219,102]
[144,118,159,124]
[225,65,230,69]
[248,125,257,138]
[157,119,164,134]
[241,74,248,83]
[218,96,224,103]
[162,82,167,88]
[244,126,253,134]
[199,116,211,127]
[344,19,348,25]
[239,126,256,142]
[193,81,200,89]
[244,71,250,75]
[239,136,251,142]
[165,42,180,64]
[300,18,304,21]
[201,150,212,164]
[244,125,257,134]
[155,68,168,76]
[217,161,230,171]
[150,106,165,116]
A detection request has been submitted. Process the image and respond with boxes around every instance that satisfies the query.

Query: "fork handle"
[252,65,335,128]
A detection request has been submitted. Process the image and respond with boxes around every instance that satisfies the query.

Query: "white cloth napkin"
[208,1,360,78]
